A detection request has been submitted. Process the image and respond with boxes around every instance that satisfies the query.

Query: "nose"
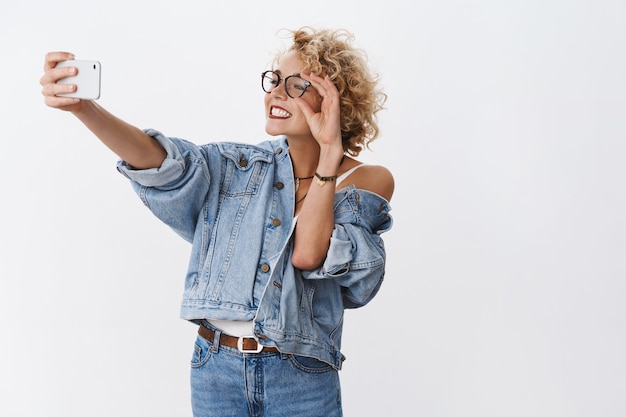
[270,81,288,99]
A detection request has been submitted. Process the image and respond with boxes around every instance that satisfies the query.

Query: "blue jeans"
[190,324,343,417]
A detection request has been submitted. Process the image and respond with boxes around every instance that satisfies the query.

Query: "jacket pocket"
[218,144,273,197]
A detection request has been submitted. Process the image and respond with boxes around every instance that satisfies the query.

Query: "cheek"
[263,94,270,111]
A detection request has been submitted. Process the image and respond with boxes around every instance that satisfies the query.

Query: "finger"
[305,73,328,98]
[44,51,75,71]
[293,96,316,119]
[39,64,78,88]
[308,73,338,99]
[41,80,77,97]
[43,95,80,108]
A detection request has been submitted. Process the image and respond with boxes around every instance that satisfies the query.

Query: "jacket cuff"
[116,128,186,187]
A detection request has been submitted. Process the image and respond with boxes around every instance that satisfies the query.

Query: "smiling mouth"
[270,106,292,119]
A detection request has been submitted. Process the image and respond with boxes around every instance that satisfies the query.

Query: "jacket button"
[275,182,284,190]
[275,147,283,154]
[272,218,282,227]
[260,264,270,273]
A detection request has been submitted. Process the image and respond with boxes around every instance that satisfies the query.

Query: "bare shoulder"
[338,163,395,202]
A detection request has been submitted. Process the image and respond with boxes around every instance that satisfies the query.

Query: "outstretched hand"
[293,73,343,151]
[40,51,83,112]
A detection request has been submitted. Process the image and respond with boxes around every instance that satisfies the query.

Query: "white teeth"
[271,107,291,118]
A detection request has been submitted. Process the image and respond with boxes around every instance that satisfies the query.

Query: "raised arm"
[288,73,344,270]
[40,52,166,169]
[290,73,394,271]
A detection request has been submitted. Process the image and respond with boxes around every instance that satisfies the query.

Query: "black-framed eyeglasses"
[261,70,312,98]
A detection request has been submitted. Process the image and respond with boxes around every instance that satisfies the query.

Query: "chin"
[265,124,284,137]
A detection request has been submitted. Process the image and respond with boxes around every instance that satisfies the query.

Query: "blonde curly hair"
[276,27,386,156]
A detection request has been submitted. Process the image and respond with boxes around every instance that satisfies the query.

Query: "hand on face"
[293,72,342,150]
[263,49,343,151]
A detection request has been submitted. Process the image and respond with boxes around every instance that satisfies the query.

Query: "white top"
[336,164,367,187]
[207,164,368,337]
[206,319,255,337]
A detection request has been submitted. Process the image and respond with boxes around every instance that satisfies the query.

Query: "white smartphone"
[56,60,101,100]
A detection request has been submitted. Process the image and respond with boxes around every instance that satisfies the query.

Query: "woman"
[41,27,394,417]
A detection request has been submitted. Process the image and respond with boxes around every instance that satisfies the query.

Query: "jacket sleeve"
[116,129,212,243]
[301,196,392,309]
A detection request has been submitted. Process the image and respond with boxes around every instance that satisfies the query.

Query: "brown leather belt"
[198,324,280,353]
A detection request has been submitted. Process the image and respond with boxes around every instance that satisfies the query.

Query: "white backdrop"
[1,1,625,416]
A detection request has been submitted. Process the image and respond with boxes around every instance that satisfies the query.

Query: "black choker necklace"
[294,174,314,192]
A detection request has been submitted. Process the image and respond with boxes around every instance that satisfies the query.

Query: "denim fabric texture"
[117,129,393,369]
[190,321,342,417]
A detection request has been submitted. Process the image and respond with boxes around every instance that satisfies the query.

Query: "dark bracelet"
[314,172,338,187]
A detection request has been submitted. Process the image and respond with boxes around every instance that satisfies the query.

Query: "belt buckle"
[237,336,263,353]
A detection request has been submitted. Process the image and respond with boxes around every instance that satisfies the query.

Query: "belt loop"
[211,328,221,353]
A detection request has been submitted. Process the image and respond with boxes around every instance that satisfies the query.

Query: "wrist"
[319,142,344,157]
[71,99,96,118]
[314,149,345,187]
[313,171,338,187]
[317,144,344,168]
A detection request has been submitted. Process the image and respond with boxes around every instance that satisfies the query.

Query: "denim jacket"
[117,129,393,369]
